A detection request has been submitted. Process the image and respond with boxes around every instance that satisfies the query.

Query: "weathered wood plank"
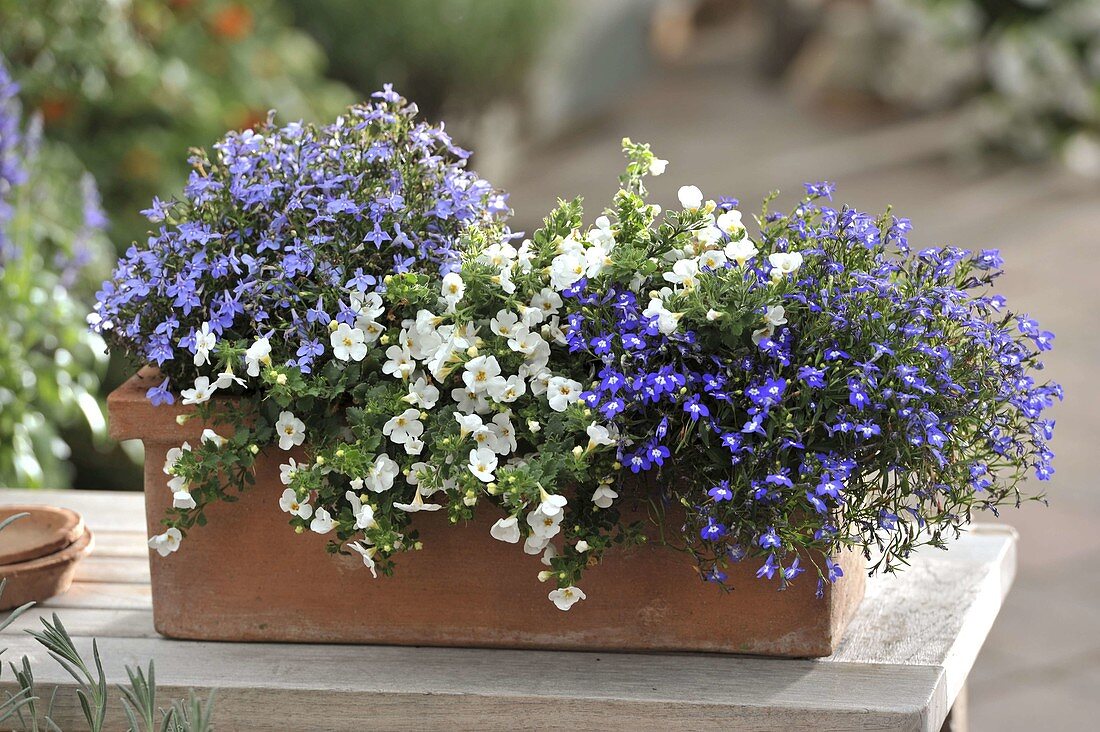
[74,555,150,584]
[4,606,157,639]
[38,581,151,611]
[0,633,946,731]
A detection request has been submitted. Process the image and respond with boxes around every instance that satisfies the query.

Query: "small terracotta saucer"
[0,506,85,565]
[0,527,95,611]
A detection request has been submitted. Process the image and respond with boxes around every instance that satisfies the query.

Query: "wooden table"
[0,489,1016,731]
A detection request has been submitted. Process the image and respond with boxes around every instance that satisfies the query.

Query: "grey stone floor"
[495,26,1097,730]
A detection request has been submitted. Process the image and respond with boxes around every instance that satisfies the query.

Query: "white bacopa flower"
[586,423,616,451]
[345,491,377,529]
[414,309,442,336]
[527,419,542,433]
[279,458,301,486]
[696,225,724,249]
[589,215,615,249]
[214,363,246,390]
[348,541,378,579]
[172,489,196,510]
[524,533,550,555]
[724,238,758,266]
[642,298,683,336]
[541,542,558,566]
[549,250,586,291]
[382,345,415,379]
[478,242,517,268]
[200,428,227,448]
[404,326,441,360]
[193,322,217,367]
[468,447,498,483]
[244,337,272,377]
[768,251,803,279]
[393,490,443,513]
[330,322,368,362]
[698,248,728,271]
[353,291,385,321]
[275,411,306,450]
[455,410,486,436]
[752,326,774,346]
[648,157,668,175]
[490,310,521,338]
[383,408,425,446]
[538,491,568,518]
[583,243,611,279]
[516,239,535,272]
[489,412,518,455]
[463,355,504,394]
[575,540,590,553]
[310,507,335,534]
[677,185,704,210]
[441,272,465,307]
[592,484,619,509]
[497,264,517,295]
[163,442,192,475]
[452,386,490,415]
[546,376,583,412]
[490,516,521,543]
[488,374,526,404]
[548,586,586,611]
[507,329,542,357]
[360,320,384,344]
[180,376,217,406]
[279,488,313,519]
[530,288,562,320]
[148,528,182,557]
[663,258,699,288]
[403,376,439,409]
[526,507,563,539]
[765,305,788,327]
[716,209,745,234]
[528,369,553,396]
[365,454,400,493]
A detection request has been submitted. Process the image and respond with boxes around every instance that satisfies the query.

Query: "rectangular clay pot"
[108,370,865,657]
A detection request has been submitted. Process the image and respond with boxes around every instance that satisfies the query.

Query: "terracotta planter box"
[109,370,865,657]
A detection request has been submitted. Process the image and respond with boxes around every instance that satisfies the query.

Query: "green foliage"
[0,72,112,488]
[0,0,352,249]
[286,0,558,115]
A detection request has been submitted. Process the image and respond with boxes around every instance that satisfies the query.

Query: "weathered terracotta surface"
[0,526,94,610]
[109,369,866,657]
[0,505,85,565]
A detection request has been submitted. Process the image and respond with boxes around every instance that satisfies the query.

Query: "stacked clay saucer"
[0,505,94,610]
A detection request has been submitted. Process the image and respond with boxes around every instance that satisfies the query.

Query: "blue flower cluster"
[92,86,508,387]
[0,58,27,268]
[553,175,1060,594]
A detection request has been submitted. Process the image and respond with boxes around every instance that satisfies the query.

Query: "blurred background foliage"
[285,0,559,120]
[763,0,1100,172]
[0,0,352,249]
[1,59,113,488]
